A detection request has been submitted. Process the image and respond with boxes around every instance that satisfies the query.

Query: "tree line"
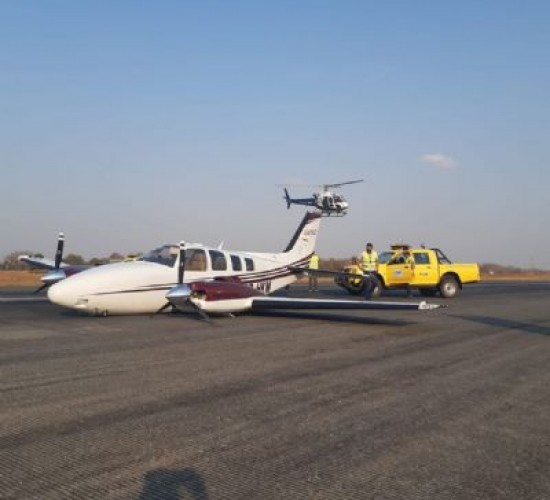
[1,251,544,273]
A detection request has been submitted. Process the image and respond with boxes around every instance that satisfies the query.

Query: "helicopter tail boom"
[282,189,315,209]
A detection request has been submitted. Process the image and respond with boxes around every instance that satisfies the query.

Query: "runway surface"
[1,282,549,499]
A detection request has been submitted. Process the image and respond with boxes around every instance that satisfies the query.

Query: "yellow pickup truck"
[335,245,480,298]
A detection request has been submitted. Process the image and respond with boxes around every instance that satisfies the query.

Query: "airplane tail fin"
[283,211,322,261]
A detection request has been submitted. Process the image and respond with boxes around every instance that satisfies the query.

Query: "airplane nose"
[48,281,77,308]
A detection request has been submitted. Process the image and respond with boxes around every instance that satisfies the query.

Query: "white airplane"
[47,212,440,319]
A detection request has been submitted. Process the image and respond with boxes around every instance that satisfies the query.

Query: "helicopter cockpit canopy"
[139,244,179,267]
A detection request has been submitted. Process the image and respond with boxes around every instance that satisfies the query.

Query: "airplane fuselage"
[48,250,310,315]
[48,212,321,316]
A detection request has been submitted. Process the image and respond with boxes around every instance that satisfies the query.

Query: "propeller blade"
[32,283,49,295]
[177,241,185,284]
[187,300,211,322]
[54,233,65,270]
[153,242,211,322]
[150,301,172,318]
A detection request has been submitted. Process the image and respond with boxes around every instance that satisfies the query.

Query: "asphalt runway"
[1,282,549,500]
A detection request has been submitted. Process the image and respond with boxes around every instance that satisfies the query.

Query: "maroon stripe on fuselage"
[190,281,263,301]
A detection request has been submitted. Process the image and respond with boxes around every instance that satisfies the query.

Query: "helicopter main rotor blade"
[323,179,364,190]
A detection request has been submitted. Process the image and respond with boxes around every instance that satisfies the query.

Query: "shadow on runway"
[452,314,550,337]
[252,310,414,326]
[54,306,412,327]
[138,468,208,500]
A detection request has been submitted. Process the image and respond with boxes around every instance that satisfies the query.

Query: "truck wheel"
[439,276,460,298]
[420,288,438,297]
[371,282,383,298]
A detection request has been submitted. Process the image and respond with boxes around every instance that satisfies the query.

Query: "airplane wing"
[18,255,66,271]
[289,266,364,280]
[251,296,440,311]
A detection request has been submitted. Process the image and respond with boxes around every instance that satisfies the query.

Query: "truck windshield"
[378,251,393,264]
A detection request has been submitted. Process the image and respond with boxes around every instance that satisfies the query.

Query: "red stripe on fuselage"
[190,281,263,301]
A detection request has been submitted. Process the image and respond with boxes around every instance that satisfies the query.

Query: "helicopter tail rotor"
[283,188,291,209]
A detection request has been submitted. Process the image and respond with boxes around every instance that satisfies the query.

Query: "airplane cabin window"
[185,249,207,271]
[230,255,242,271]
[209,250,227,271]
[244,258,254,271]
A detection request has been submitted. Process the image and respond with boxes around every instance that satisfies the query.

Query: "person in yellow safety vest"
[361,242,378,272]
[308,251,320,292]
[360,242,379,300]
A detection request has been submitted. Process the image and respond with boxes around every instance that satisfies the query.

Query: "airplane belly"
[83,290,167,315]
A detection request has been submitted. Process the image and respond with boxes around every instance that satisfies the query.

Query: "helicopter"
[283,179,364,216]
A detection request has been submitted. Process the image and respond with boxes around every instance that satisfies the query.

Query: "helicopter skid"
[320,211,347,217]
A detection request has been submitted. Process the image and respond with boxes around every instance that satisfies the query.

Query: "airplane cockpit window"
[209,250,227,271]
[185,249,207,271]
[139,245,178,267]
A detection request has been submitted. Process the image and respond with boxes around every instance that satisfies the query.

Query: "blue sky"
[1,1,549,268]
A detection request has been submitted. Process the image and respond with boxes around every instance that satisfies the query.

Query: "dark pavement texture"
[1,283,549,499]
